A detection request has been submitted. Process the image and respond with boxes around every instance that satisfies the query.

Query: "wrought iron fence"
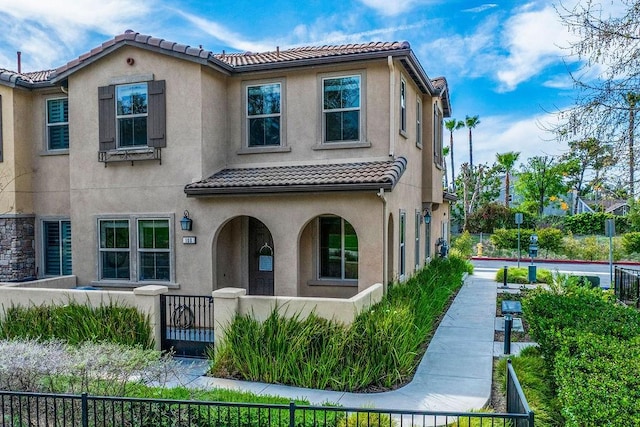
[1,387,534,427]
[160,294,215,357]
[506,360,535,427]
[614,266,640,308]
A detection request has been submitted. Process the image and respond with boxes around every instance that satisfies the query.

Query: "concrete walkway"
[166,271,504,411]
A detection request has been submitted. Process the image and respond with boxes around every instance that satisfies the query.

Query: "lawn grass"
[210,256,472,392]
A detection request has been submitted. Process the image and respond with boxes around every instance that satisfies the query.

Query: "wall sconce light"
[180,210,193,231]
[423,210,432,224]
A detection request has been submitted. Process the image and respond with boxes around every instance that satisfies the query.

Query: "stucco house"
[0,30,453,298]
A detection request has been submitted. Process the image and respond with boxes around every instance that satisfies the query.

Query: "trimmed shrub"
[537,228,563,254]
[495,266,553,284]
[451,230,474,258]
[622,232,640,254]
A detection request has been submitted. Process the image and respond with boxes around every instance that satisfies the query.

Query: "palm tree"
[496,151,520,208]
[465,115,480,169]
[444,119,464,189]
[442,146,450,189]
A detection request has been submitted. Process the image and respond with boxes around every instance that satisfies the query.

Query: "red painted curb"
[471,256,640,266]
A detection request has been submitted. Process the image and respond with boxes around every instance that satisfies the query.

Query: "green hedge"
[563,212,630,235]
[523,285,640,425]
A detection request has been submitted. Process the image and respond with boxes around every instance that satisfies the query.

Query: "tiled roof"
[215,41,411,67]
[185,157,407,196]
[0,68,54,87]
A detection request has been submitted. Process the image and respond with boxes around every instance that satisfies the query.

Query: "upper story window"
[400,79,407,135]
[433,104,443,167]
[323,75,361,143]
[416,99,422,147]
[46,98,69,150]
[98,80,166,153]
[247,83,281,147]
[116,83,147,148]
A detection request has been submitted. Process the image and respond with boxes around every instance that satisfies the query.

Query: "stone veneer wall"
[0,215,35,281]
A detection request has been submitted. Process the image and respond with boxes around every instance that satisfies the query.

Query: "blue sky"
[0,0,605,170]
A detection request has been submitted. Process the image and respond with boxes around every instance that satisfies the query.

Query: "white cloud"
[463,4,498,13]
[452,112,570,169]
[357,0,432,16]
[0,0,152,70]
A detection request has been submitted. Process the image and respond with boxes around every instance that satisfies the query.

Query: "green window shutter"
[147,80,166,148]
[44,222,61,276]
[98,85,116,151]
[61,221,72,275]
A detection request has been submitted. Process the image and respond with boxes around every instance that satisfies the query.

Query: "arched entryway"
[214,216,274,296]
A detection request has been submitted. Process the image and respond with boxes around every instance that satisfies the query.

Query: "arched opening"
[214,216,274,295]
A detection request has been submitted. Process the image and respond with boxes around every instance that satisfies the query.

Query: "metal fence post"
[289,401,296,427]
[81,393,89,427]
[504,314,512,355]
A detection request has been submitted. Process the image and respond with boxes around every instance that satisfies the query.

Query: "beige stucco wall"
[48,43,449,297]
[0,284,168,349]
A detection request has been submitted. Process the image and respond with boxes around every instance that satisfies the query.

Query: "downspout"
[377,188,388,292]
[387,56,395,157]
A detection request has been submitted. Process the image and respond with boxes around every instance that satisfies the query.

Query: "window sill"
[416,142,423,149]
[313,141,371,150]
[90,280,180,289]
[237,146,291,155]
[40,149,69,156]
[399,130,408,139]
[98,147,161,165]
[307,279,358,287]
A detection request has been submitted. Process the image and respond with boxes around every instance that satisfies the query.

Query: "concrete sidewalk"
[166,272,500,411]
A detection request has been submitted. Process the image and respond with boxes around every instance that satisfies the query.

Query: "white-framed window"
[116,83,148,148]
[99,219,131,280]
[425,217,431,260]
[46,98,69,150]
[433,104,443,166]
[42,219,72,276]
[98,216,172,283]
[400,78,407,134]
[247,83,282,147]
[319,216,358,280]
[322,75,361,143]
[415,210,421,270]
[399,210,406,279]
[416,98,422,147]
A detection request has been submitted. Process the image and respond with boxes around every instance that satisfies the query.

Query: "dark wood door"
[248,218,274,295]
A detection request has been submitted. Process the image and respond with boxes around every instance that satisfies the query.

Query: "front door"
[248,218,275,295]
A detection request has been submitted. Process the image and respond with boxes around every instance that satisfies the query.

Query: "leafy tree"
[495,151,520,208]
[516,156,571,216]
[464,115,480,169]
[554,1,640,198]
[454,162,501,231]
[444,119,464,188]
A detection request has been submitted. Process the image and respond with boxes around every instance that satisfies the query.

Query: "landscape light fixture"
[180,210,193,231]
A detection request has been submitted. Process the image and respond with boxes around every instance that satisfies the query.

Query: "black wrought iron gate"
[160,294,214,358]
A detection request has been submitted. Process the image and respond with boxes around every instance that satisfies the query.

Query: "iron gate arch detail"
[160,294,214,358]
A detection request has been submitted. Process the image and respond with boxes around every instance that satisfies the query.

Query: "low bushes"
[211,256,471,392]
[0,300,153,348]
[523,284,640,425]
[494,266,552,284]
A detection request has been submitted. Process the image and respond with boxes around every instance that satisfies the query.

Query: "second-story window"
[323,75,360,142]
[116,83,148,148]
[247,83,281,146]
[400,79,407,134]
[416,99,422,147]
[47,98,69,150]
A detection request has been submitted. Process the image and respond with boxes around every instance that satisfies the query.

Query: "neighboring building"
[0,30,453,297]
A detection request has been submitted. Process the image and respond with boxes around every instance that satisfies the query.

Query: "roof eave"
[443,191,458,202]
[185,181,396,197]
[51,40,232,83]
[229,48,413,73]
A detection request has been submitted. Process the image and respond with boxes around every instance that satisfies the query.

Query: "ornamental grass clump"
[0,300,153,348]
[211,255,470,392]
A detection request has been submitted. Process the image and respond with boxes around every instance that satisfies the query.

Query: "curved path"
[168,272,498,412]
